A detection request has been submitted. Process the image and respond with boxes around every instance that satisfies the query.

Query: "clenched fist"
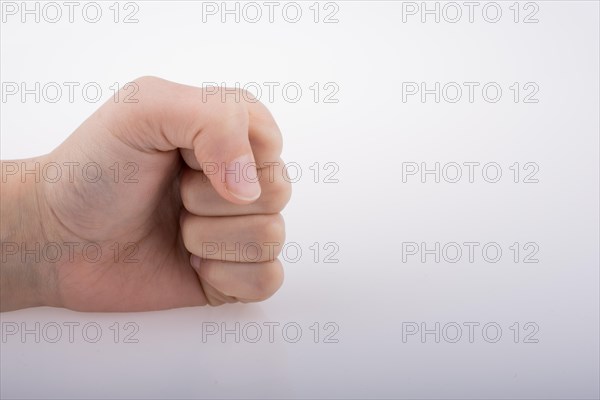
[0,77,291,312]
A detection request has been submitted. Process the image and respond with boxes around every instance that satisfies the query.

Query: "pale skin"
[0,76,291,312]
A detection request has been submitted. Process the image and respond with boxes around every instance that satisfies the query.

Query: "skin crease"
[0,76,291,312]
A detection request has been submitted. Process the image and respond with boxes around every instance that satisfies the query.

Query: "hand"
[0,76,291,312]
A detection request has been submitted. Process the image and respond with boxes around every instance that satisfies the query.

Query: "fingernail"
[190,254,201,269]
[225,154,261,201]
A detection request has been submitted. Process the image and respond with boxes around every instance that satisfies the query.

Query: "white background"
[1,1,599,399]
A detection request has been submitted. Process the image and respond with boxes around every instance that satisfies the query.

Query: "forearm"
[0,158,56,311]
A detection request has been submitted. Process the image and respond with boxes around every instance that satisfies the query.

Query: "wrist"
[1,157,60,311]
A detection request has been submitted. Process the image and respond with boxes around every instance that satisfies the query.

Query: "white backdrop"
[1,1,599,399]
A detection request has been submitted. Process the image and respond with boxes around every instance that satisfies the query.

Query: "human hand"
[0,76,291,312]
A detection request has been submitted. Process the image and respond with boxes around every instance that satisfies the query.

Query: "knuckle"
[224,96,246,114]
[263,176,292,213]
[239,88,257,103]
[262,214,285,244]
[132,75,159,85]
[202,100,248,137]
[252,261,284,301]
[130,76,166,95]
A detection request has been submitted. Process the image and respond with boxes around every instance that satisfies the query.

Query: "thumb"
[192,114,262,205]
[99,77,262,205]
